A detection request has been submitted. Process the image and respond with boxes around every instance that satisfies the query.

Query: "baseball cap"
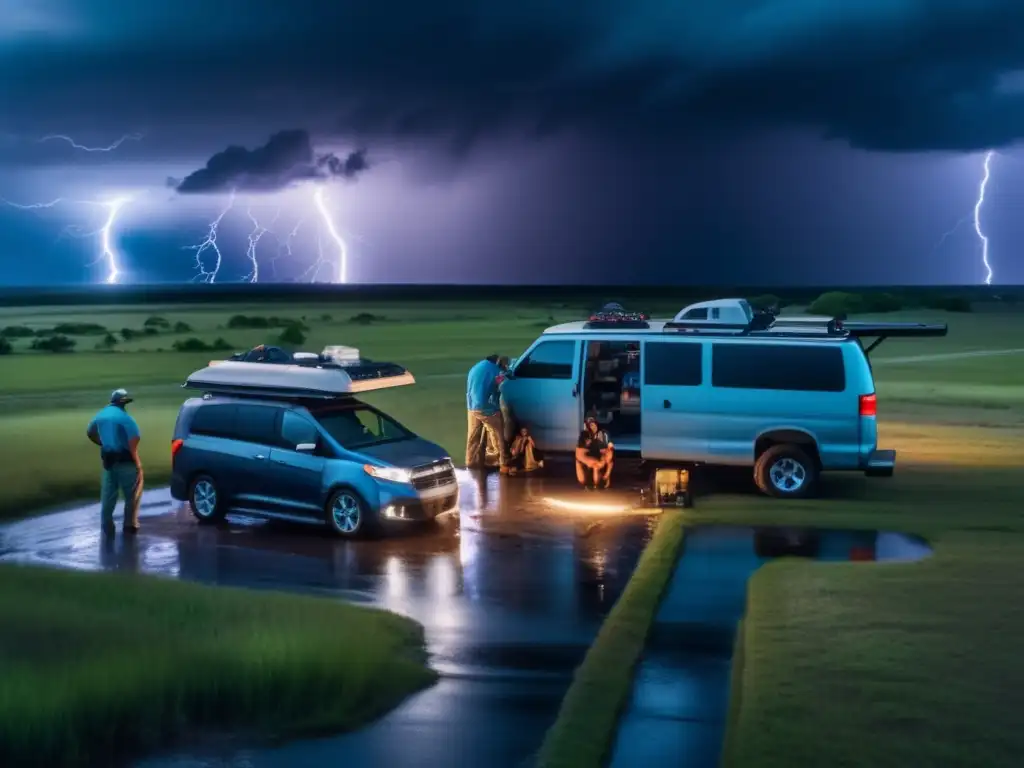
[110,388,134,404]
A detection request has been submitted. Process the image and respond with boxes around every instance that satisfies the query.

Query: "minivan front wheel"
[755,445,818,499]
[326,488,369,538]
[189,475,226,523]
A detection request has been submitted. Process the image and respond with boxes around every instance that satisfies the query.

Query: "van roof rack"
[662,314,948,355]
[184,348,416,398]
[583,303,651,330]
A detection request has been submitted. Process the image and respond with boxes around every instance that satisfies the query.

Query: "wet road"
[0,470,659,768]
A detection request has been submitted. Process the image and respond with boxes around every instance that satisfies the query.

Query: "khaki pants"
[466,410,509,468]
[101,463,142,530]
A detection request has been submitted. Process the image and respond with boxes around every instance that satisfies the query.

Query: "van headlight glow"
[363,465,413,484]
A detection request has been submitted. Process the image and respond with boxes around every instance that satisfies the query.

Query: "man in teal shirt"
[87,389,143,536]
[466,355,511,472]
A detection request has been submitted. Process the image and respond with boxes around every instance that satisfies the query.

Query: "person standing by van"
[86,388,143,535]
[466,356,511,473]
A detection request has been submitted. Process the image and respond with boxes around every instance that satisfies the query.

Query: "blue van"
[170,346,457,537]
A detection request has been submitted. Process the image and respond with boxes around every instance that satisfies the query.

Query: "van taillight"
[859,393,877,417]
[171,439,183,458]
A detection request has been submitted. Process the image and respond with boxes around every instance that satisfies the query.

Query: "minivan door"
[640,340,711,462]
[502,338,582,452]
[264,409,328,519]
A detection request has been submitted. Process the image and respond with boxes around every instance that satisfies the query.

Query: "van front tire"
[754,445,818,499]
[326,488,373,538]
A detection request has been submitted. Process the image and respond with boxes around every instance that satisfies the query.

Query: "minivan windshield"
[312,403,413,449]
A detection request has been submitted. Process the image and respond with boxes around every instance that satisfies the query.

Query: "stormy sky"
[2,0,1024,286]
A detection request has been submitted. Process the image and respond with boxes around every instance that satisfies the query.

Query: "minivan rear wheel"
[189,475,226,523]
[754,445,818,499]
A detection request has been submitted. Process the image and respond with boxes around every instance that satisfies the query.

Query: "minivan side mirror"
[296,442,317,453]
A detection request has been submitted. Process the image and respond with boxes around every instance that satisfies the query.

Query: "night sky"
[2,1,1024,286]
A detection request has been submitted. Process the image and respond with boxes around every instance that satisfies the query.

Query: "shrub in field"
[807,291,863,318]
[227,315,306,330]
[923,295,973,313]
[172,337,236,352]
[49,322,108,336]
[95,333,119,350]
[30,335,76,353]
[143,315,170,330]
[747,294,781,311]
[858,292,905,313]
[277,324,307,346]
[0,337,11,355]
[121,328,140,341]
[1,325,34,338]
[173,321,193,333]
[350,312,385,324]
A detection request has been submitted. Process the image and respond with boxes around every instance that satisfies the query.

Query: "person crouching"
[575,416,614,489]
[510,426,544,473]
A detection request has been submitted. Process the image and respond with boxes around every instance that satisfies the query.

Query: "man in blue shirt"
[466,355,511,472]
[87,388,143,536]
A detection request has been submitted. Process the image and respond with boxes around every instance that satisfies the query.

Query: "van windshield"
[311,404,413,449]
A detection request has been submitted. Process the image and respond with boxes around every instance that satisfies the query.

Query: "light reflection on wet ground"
[0,470,658,768]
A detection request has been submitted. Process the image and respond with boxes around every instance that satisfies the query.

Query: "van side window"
[234,404,280,444]
[515,340,575,379]
[279,410,319,448]
[645,342,703,386]
[712,344,846,392]
[189,404,236,438]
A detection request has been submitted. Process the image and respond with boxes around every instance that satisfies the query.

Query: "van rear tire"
[754,445,818,499]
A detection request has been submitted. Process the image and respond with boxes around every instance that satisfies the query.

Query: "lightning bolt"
[314,186,348,283]
[271,218,305,279]
[0,197,67,210]
[185,191,236,283]
[243,205,272,283]
[36,133,143,152]
[974,151,994,286]
[99,198,131,284]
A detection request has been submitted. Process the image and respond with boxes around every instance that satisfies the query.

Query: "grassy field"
[0,563,435,767]
[3,298,1024,766]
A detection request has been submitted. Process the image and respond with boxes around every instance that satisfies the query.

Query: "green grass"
[0,563,436,768]
[535,509,686,768]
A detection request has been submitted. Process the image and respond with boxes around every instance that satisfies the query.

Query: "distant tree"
[1,325,34,338]
[143,315,170,330]
[121,328,140,341]
[31,335,76,353]
[96,333,119,350]
[349,312,384,325]
[0,337,12,355]
[172,321,193,333]
[51,322,108,336]
[859,293,904,313]
[923,296,973,313]
[747,294,781,311]
[807,291,864,318]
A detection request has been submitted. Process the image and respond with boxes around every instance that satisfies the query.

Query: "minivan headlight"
[363,464,413,484]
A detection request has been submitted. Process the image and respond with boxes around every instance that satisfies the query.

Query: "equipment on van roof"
[585,303,650,329]
[573,298,947,357]
[184,345,415,399]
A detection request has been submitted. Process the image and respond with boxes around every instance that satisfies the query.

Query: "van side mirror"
[296,442,317,453]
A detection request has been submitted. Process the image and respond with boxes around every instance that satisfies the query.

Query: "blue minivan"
[170,346,457,537]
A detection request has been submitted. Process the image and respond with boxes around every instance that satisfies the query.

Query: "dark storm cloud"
[174,130,369,194]
[5,1,1024,152]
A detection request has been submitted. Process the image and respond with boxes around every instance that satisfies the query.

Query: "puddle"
[608,525,933,768]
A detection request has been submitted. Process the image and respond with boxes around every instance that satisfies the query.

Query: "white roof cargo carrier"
[184,344,415,399]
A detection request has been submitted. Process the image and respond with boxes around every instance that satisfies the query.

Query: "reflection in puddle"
[609,525,933,768]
